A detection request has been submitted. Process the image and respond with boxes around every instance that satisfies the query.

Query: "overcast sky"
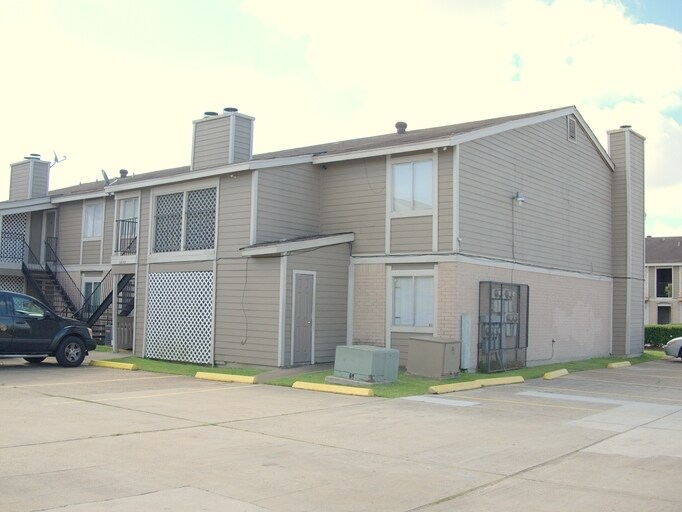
[1,0,680,236]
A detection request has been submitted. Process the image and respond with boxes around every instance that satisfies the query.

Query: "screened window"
[153,188,216,253]
[392,275,434,327]
[83,202,103,238]
[392,160,432,213]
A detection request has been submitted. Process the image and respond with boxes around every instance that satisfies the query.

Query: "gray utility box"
[333,345,399,383]
[407,337,461,379]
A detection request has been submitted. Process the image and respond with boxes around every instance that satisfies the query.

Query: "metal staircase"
[18,239,135,343]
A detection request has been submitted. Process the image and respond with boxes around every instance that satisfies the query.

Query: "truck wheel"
[55,337,86,367]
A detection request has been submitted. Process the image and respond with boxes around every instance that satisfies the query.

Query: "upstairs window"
[391,159,433,214]
[83,202,103,238]
[153,187,216,253]
[656,268,673,298]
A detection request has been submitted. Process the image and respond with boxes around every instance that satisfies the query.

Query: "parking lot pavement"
[1,358,680,512]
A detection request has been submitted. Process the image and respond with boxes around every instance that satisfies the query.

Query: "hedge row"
[645,324,682,346]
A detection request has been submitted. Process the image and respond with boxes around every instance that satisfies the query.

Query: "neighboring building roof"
[645,236,682,264]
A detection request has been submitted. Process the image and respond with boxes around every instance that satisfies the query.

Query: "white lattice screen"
[0,275,24,293]
[145,271,213,364]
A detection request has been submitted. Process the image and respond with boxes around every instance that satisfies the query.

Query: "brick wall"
[352,264,386,346]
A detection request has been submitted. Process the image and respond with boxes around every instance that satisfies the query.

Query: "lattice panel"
[153,193,183,252]
[0,213,28,262]
[0,275,24,293]
[185,188,216,251]
[145,271,213,364]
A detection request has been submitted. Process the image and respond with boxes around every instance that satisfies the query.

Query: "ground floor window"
[657,305,671,325]
[391,269,434,331]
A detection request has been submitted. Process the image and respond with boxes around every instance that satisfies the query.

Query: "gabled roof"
[2,105,612,202]
[645,236,682,264]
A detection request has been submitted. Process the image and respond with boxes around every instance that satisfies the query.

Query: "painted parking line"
[524,384,682,405]
[517,390,682,432]
[438,393,602,412]
[403,396,480,407]
[561,375,682,390]
[7,374,183,388]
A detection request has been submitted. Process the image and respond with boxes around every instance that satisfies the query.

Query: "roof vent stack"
[395,121,407,134]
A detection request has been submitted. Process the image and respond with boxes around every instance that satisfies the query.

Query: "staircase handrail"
[43,239,85,315]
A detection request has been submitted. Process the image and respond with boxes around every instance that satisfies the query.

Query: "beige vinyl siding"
[610,131,628,278]
[28,212,42,259]
[390,216,432,253]
[257,165,320,243]
[284,244,351,365]
[9,162,30,201]
[100,196,115,264]
[136,190,152,263]
[31,163,50,198]
[321,156,386,254]
[214,257,280,366]
[192,116,231,171]
[459,116,612,274]
[133,264,148,357]
[233,116,253,163]
[56,202,82,264]
[81,240,101,264]
[438,149,453,251]
[217,173,251,256]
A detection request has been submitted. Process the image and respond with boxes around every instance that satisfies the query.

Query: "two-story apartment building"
[644,236,682,325]
[0,105,645,371]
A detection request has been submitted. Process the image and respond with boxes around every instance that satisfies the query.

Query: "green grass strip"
[97,356,264,377]
[267,350,665,398]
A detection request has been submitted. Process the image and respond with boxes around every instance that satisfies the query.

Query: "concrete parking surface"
[1,357,681,511]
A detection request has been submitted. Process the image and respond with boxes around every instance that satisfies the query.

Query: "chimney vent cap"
[119,169,129,178]
[223,107,238,113]
[620,124,632,129]
[203,111,218,118]
[25,153,41,160]
[395,121,407,134]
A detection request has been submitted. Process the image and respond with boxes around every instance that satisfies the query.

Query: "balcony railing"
[115,218,138,255]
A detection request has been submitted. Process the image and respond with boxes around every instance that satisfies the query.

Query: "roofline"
[240,232,354,257]
[313,107,615,171]
[105,155,314,192]
[96,106,612,192]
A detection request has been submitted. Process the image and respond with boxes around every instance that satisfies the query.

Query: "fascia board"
[241,233,354,257]
[312,138,453,164]
[0,197,54,214]
[51,191,107,203]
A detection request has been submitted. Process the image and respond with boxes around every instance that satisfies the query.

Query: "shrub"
[645,324,682,347]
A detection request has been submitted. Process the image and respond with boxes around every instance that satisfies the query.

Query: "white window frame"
[387,154,437,219]
[148,180,218,263]
[386,268,436,335]
[655,267,673,298]
[81,276,102,315]
[114,194,140,255]
[82,200,104,240]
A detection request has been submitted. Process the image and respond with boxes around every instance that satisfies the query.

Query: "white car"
[663,337,682,359]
